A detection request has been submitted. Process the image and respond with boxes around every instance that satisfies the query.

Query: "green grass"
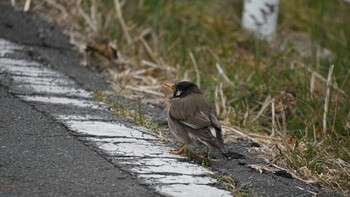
[93,90,145,126]
[93,90,109,103]
[137,97,144,126]
[34,0,350,194]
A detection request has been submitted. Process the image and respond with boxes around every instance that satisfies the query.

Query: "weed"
[137,97,143,126]
[211,172,253,196]
[110,101,126,116]
[146,121,160,132]
[92,90,109,104]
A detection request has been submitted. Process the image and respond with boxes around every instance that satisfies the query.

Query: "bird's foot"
[169,143,189,156]
[169,150,187,156]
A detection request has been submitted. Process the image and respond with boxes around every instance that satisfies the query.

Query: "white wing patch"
[181,121,197,129]
[209,126,217,138]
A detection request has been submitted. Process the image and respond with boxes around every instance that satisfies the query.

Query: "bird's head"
[165,81,201,98]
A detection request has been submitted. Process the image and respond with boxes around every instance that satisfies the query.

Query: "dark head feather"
[172,81,201,98]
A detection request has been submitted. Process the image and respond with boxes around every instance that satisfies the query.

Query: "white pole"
[242,0,280,41]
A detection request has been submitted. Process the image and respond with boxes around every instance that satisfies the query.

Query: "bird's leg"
[170,143,189,155]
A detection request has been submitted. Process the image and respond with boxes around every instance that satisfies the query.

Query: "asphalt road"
[0,3,339,197]
[0,3,161,197]
[0,85,160,197]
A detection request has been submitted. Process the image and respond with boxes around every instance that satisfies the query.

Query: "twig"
[207,47,234,86]
[310,72,316,98]
[139,37,161,66]
[24,0,31,12]
[215,63,233,86]
[141,60,176,74]
[141,60,159,68]
[137,97,143,125]
[132,28,152,43]
[323,65,334,134]
[313,125,317,145]
[138,0,144,9]
[90,0,98,31]
[125,85,165,97]
[45,0,68,18]
[340,68,350,89]
[296,61,347,98]
[281,108,287,136]
[331,103,339,134]
[77,0,98,32]
[295,186,318,196]
[253,95,271,122]
[114,0,132,45]
[271,98,276,136]
[182,70,190,81]
[133,68,154,75]
[243,102,249,126]
[219,83,227,116]
[189,51,200,88]
[206,47,220,62]
[223,125,278,145]
[215,85,220,116]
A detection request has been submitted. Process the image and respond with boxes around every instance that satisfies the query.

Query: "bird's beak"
[164,83,175,89]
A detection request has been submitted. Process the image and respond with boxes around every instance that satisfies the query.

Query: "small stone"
[250,142,260,147]
[274,170,293,179]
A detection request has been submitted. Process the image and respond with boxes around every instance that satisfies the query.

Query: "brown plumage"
[165,81,225,157]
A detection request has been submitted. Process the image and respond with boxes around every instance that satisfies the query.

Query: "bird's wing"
[209,108,221,130]
[169,94,224,151]
[181,103,224,150]
[209,108,224,146]
[179,110,211,129]
[169,94,211,129]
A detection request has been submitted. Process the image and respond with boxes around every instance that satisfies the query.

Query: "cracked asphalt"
[0,3,339,197]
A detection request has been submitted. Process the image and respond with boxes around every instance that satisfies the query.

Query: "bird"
[165,81,225,158]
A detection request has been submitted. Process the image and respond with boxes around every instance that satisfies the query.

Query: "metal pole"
[242,0,280,41]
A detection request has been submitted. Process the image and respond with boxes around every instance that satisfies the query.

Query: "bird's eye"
[176,90,182,96]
